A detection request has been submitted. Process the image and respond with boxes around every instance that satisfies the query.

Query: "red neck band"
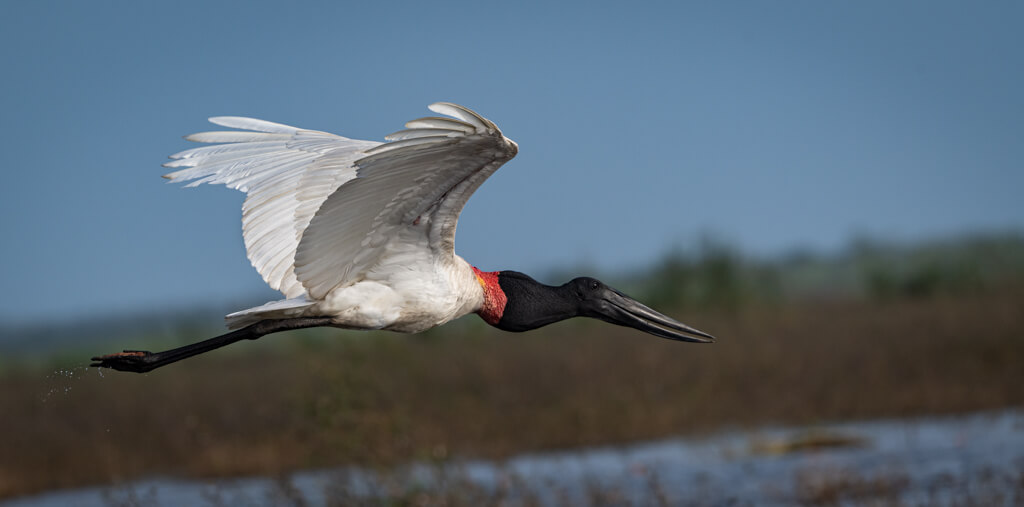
[472,267,507,325]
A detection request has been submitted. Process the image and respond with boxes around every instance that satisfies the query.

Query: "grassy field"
[2,283,1022,500]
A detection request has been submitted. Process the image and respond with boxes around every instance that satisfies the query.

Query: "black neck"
[494,271,579,332]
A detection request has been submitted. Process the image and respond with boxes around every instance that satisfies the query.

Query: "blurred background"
[1,1,1022,505]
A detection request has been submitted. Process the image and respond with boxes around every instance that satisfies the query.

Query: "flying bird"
[92,103,713,373]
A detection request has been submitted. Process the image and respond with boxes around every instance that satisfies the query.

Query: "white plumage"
[92,103,714,374]
[163,103,519,331]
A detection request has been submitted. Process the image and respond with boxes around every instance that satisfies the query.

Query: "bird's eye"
[590,280,600,290]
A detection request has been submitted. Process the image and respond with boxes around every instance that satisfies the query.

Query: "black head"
[489,272,714,343]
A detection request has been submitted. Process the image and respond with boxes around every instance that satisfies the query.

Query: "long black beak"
[589,288,715,343]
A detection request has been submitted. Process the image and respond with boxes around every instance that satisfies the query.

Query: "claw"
[90,350,157,373]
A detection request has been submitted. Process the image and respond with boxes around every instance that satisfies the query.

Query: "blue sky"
[1,1,1022,326]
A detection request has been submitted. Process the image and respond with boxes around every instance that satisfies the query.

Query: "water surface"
[5,410,1022,506]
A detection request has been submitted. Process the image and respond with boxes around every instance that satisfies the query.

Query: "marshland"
[3,235,1023,505]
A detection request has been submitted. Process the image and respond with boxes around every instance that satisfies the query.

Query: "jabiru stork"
[91,103,714,373]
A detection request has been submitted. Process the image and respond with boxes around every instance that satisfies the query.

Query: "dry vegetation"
[2,284,1022,499]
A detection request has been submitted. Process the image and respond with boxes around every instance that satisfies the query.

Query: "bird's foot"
[90,350,158,373]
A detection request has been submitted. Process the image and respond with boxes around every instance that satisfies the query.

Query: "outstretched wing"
[163,103,517,302]
[163,117,379,298]
[294,103,518,299]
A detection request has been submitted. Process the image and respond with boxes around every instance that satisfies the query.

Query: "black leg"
[90,317,335,373]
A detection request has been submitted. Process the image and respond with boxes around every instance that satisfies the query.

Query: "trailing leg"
[90,317,334,373]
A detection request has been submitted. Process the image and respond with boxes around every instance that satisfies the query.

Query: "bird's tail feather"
[225,296,317,330]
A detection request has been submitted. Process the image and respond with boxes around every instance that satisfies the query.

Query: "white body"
[233,253,482,333]
[163,103,518,331]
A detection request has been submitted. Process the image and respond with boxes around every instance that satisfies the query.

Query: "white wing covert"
[294,103,518,300]
[163,117,379,298]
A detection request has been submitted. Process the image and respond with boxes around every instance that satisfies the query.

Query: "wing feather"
[404,117,477,133]
[363,135,457,155]
[385,128,464,141]
[208,116,300,134]
[164,117,379,297]
[184,131,291,144]
[167,141,283,161]
[294,104,517,299]
[428,102,498,131]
